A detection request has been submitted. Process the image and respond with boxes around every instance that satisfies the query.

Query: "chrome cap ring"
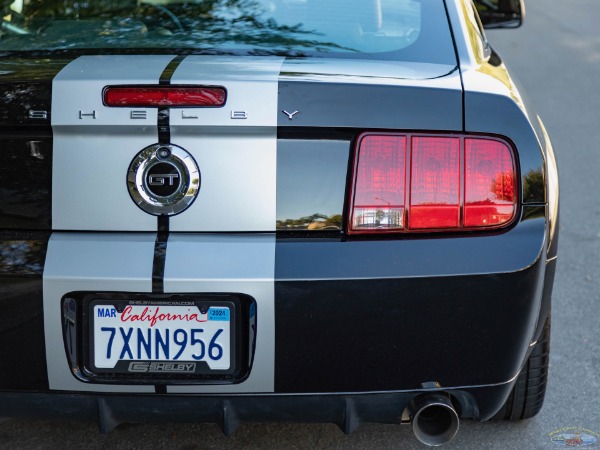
[127,143,200,216]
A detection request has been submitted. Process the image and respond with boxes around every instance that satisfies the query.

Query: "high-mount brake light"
[103,86,227,107]
[349,133,517,234]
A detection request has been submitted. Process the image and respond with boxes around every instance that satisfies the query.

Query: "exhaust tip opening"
[412,400,459,446]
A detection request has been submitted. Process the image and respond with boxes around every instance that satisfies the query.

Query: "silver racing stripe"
[51,55,173,232]
[168,56,284,232]
[45,55,282,392]
[44,233,156,392]
[165,233,275,393]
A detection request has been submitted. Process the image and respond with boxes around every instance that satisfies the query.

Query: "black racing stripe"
[157,55,186,146]
[155,56,183,392]
[152,215,169,393]
[152,215,170,294]
[154,55,185,289]
[158,108,170,144]
[154,56,185,289]
[152,216,168,394]
[159,55,186,85]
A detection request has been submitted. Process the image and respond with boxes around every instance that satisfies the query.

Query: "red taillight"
[464,138,516,227]
[349,133,517,234]
[409,136,460,229]
[351,135,406,230]
[103,86,226,107]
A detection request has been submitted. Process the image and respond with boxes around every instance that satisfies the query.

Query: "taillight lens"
[349,133,517,234]
[351,135,406,230]
[103,86,226,107]
[410,136,460,229]
[464,138,516,227]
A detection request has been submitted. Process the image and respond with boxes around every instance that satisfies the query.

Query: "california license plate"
[91,300,232,375]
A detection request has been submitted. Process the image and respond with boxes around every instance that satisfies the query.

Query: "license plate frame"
[78,293,246,383]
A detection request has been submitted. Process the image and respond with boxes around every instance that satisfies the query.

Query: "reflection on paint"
[0,239,47,275]
[277,213,342,231]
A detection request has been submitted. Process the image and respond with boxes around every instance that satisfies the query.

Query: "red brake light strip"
[103,86,227,107]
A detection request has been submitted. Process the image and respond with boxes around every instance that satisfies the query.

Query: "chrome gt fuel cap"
[127,144,200,216]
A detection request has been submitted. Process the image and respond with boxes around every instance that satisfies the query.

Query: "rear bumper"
[0,382,514,433]
[0,206,550,421]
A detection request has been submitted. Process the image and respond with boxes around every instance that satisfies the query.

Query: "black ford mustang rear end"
[0,0,558,445]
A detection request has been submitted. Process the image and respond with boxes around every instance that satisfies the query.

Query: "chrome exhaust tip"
[411,393,460,446]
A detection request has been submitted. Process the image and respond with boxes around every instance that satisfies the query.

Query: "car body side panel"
[446,0,557,372]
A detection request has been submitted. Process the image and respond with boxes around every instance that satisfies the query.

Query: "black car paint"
[0,233,49,390]
[0,59,64,391]
[0,58,67,230]
[277,78,463,132]
[276,138,349,230]
[274,206,546,392]
[461,47,557,343]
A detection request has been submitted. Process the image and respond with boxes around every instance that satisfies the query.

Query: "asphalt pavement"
[1,0,600,448]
